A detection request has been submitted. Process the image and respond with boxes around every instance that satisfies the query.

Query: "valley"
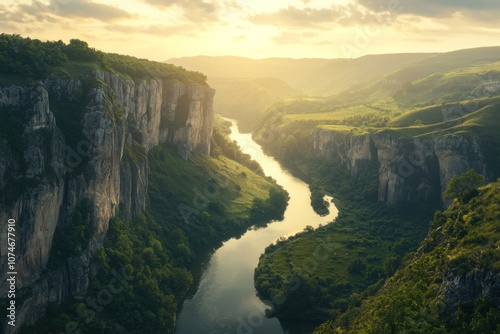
[0,34,499,334]
[173,47,500,333]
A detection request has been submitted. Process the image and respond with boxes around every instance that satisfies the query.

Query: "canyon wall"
[312,129,491,205]
[0,71,214,332]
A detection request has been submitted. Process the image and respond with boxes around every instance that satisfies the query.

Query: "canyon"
[0,71,214,332]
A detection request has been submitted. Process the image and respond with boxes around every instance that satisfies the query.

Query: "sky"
[1,0,500,61]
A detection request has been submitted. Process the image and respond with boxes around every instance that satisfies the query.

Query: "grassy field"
[284,105,375,122]
[148,143,279,223]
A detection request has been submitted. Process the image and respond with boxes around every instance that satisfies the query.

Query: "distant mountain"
[167,56,331,90]
[302,53,435,96]
[167,54,434,96]
[209,77,303,132]
[167,54,433,128]
[343,46,500,104]
[168,47,500,132]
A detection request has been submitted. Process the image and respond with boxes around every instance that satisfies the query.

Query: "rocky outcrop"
[440,269,500,316]
[312,129,491,205]
[94,70,214,157]
[0,71,214,333]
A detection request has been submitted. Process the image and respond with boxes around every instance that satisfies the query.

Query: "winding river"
[174,120,338,334]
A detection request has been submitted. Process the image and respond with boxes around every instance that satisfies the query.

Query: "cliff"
[0,71,214,332]
[312,129,491,205]
[314,181,500,333]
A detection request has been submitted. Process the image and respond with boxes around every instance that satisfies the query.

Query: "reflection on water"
[174,119,338,334]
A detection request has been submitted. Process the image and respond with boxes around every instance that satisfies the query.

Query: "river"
[174,119,338,334]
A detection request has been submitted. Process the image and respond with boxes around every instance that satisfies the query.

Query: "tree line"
[0,34,207,84]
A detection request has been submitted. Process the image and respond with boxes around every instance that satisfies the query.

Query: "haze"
[1,0,500,60]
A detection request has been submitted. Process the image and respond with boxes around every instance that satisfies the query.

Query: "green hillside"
[252,46,500,154]
[0,34,207,85]
[252,46,500,334]
[315,180,500,334]
[167,53,433,96]
[341,47,500,105]
[302,53,434,96]
[209,77,303,132]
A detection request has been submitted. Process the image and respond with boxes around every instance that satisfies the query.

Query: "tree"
[63,39,101,62]
[348,258,366,274]
[444,169,485,203]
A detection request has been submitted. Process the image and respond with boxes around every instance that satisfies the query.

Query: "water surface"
[174,120,338,334]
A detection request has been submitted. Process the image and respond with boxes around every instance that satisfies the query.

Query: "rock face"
[312,129,491,205]
[0,72,214,333]
[440,269,500,315]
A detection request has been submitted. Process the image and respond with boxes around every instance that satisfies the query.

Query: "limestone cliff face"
[0,71,214,333]
[440,269,500,316]
[312,129,491,205]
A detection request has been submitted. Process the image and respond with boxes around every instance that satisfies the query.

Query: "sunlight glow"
[0,0,499,60]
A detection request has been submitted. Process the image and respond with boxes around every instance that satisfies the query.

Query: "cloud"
[141,0,220,22]
[248,4,390,29]
[0,5,19,31]
[356,0,500,20]
[53,0,135,22]
[5,0,134,25]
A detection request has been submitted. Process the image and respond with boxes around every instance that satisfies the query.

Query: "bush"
[444,169,486,203]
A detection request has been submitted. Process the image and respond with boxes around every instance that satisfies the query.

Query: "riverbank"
[174,119,338,334]
[252,138,436,326]
[18,124,286,334]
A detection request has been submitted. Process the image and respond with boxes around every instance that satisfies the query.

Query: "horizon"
[166,45,500,61]
[2,0,500,61]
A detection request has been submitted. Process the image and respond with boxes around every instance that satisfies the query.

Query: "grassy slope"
[252,46,500,333]
[256,46,500,135]
[254,157,433,322]
[314,181,500,334]
[148,143,277,222]
[301,53,434,96]
[209,77,303,132]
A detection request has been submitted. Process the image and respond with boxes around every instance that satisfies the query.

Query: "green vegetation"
[148,141,287,251]
[123,139,147,166]
[46,199,94,268]
[0,34,206,84]
[251,47,500,331]
[23,129,288,333]
[1,35,289,333]
[314,180,500,333]
[444,169,486,203]
[254,156,433,321]
[23,213,193,334]
[209,77,303,132]
[0,34,210,208]
[211,125,263,174]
